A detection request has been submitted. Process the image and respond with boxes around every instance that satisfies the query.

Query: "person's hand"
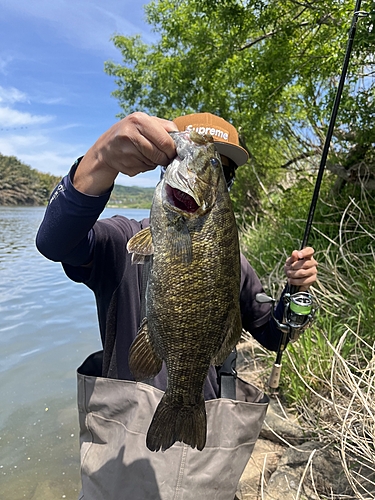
[74,112,178,195]
[284,247,318,292]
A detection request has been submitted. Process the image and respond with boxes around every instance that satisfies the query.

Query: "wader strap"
[218,348,237,399]
[102,286,119,378]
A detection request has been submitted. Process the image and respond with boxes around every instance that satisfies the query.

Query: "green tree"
[0,154,60,205]
[105,0,374,216]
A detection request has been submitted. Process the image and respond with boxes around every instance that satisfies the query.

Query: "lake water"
[0,206,150,500]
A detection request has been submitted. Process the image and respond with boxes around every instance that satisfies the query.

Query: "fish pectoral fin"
[167,221,192,264]
[129,318,162,380]
[213,308,242,366]
[127,227,154,264]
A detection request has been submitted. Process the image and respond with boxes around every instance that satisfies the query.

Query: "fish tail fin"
[146,393,207,452]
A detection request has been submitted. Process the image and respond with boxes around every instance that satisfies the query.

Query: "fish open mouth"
[165,184,199,213]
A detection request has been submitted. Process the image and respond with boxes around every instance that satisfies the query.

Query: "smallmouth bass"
[127,130,241,452]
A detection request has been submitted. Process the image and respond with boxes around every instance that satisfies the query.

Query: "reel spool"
[284,291,316,341]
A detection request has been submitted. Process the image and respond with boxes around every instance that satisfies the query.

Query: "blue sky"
[0,0,163,187]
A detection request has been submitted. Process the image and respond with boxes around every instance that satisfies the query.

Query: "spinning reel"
[256,289,316,342]
[256,289,317,391]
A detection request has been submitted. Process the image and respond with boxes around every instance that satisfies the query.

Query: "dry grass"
[240,184,375,499]
[294,325,375,499]
[289,192,374,498]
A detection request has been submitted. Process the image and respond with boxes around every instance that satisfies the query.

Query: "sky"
[0,0,163,187]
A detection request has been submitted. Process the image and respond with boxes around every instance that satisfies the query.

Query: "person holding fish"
[36,111,317,500]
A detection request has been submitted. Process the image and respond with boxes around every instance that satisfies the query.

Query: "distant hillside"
[0,153,60,206]
[0,153,154,207]
[109,184,154,209]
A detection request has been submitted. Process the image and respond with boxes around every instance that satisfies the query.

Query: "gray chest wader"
[77,349,269,500]
[77,257,269,499]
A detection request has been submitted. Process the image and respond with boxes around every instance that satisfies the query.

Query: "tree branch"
[327,162,375,190]
[238,14,336,51]
[238,29,281,51]
[279,151,318,168]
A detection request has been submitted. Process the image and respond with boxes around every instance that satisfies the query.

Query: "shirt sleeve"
[35,157,113,269]
[240,254,287,352]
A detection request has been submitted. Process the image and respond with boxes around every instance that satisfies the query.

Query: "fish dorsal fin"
[127,227,154,264]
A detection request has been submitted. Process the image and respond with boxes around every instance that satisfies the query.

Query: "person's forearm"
[36,158,112,265]
[72,113,177,196]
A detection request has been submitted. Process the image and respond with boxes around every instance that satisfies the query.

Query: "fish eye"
[210,157,219,168]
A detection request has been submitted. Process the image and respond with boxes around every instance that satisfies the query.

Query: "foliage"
[109,184,154,209]
[241,182,375,405]
[0,154,60,206]
[105,0,375,217]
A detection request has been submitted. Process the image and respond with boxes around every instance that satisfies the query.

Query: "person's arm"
[240,255,284,351]
[72,112,177,196]
[35,158,111,266]
[36,112,178,266]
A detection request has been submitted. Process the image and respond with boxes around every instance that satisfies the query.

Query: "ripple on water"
[0,207,114,499]
[0,207,150,499]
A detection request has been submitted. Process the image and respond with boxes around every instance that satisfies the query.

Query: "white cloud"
[0,86,28,104]
[0,132,50,151]
[0,129,161,187]
[0,107,54,127]
[0,2,157,188]
[39,97,66,105]
[116,169,160,188]
[0,85,68,108]
[20,151,80,177]
[0,0,155,55]
[0,131,83,177]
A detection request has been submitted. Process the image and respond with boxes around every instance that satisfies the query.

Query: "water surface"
[0,206,149,499]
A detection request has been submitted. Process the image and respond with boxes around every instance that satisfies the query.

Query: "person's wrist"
[72,147,117,196]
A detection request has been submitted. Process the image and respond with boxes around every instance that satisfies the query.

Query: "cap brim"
[215,142,248,168]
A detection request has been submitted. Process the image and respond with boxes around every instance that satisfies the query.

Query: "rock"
[264,441,352,500]
[261,398,312,446]
[236,438,285,500]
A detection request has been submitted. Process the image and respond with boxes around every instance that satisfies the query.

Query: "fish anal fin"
[129,318,162,380]
[127,227,154,264]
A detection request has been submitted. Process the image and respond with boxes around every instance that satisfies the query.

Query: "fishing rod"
[256,0,368,392]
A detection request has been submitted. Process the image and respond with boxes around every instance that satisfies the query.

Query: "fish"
[126,130,242,452]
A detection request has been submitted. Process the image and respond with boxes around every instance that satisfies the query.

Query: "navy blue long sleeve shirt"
[36,159,286,397]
